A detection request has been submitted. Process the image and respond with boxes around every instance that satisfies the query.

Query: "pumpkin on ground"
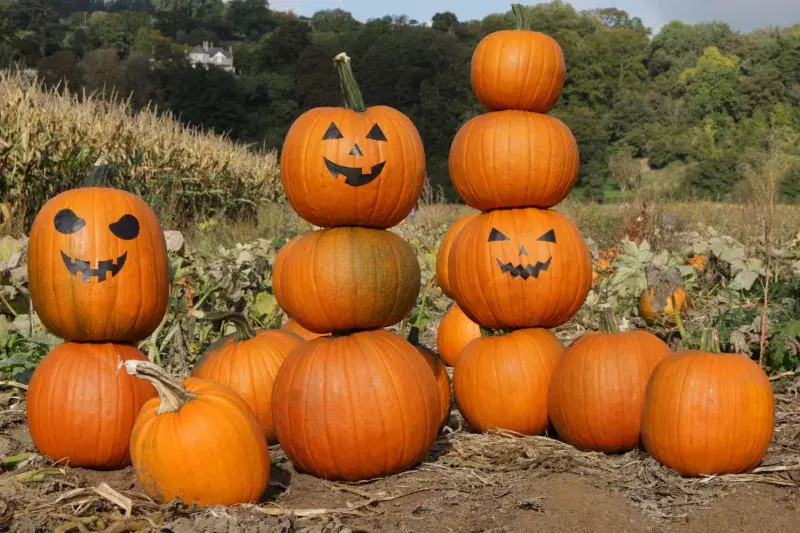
[640,332,775,476]
[437,304,481,366]
[27,342,156,470]
[436,213,478,298]
[454,328,564,435]
[27,187,169,342]
[448,208,591,329]
[408,326,452,429]
[639,286,688,324]
[272,330,440,481]
[273,227,421,333]
[449,111,579,210]
[126,360,270,507]
[281,318,330,341]
[191,313,303,443]
[471,5,565,113]
[281,53,425,228]
[547,310,671,453]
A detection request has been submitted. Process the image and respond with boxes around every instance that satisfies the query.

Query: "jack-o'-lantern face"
[447,208,592,330]
[321,122,387,187]
[28,187,170,342]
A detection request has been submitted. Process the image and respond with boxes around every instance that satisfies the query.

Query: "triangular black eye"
[109,214,140,240]
[322,123,344,140]
[537,229,556,243]
[54,209,85,234]
[488,228,510,242]
[365,124,387,142]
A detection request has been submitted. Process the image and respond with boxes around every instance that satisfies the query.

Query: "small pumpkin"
[27,342,156,470]
[547,310,671,453]
[281,53,425,228]
[273,227,421,333]
[437,304,481,366]
[471,5,565,113]
[281,318,330,341]
[448,208,591,329]
[408,326,452,430]
[28,187,169,342]
[272,330,440,481]
[436,213,478,298]
[454,328,564,435]
[191,313,303,443]
[641,331,774,476]
[449,111,579,210]
[127,360,270,507]
[639,286,688,324]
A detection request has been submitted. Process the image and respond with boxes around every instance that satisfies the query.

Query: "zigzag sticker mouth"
[61,251,127,283]
[323,158,386,187]
[496,257,552,280]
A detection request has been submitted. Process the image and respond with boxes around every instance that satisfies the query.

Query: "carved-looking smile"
[324,158,386,187]
[496,257,552,280]
[61,251,127,283]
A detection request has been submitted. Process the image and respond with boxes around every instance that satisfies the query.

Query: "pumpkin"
[408,326,452,429]
[471,5,565,113]
[436,213,478,298]
[281,53,425,229]
[437,304,481,366]
[126,360,270,506]
[26,342,156,470]
[640,332,774,476]
[454,328,564,435]
[28,187,169,342]
[191,313,303,443]
[547,310,671,453]
[273,227,421,333]
[272,330,440,481]
[281,318,330,341]
[449,111,579,210]
[448,208,591,329]
[639,286,688,324]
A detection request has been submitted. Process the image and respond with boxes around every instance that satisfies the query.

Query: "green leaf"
[253,291,278,319]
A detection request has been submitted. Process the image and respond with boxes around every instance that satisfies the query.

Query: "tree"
[226,0,272,41]
[38,50,83,90]
[311,8,359,33]
[257,17,311,71]
[81,48,125,97]
[431,11,457,33]
[680,46,741,119]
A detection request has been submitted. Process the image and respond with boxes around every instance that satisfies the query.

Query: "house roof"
[189,45,232,59]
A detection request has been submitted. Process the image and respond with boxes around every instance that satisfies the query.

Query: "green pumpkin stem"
[672,294,688,340]
[203,311,254,341]
[123,360,198,415]
[599,308,620,333]
[511,4,531,31]
[407,325,421,346]
[333,53,366,112]
[414,279,434,329]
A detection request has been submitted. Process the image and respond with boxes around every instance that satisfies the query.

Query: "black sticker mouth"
[61,251,127,283]
[496,257,552,280]
[323,158,386,187]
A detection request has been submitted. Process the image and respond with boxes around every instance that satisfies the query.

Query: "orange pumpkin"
[449,111,579,210]
[639,286,688,324]
[27,342,156,470]
[28,187,169,342]
[641,333,774,476]
[548,310,671,453]
[127,361,270,507]
[191,314,303,443]
[448,208,591,329]
[471,5,565,113]
[437,304,481,366]
[273,227,421,333]
[272,330,440,481]
[454,328,564,435]
[281,318,330,340]
[281,53,425,228]
[436,213,478,298]
[408,326,452,429]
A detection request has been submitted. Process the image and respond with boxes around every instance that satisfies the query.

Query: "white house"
[188,42,235,73]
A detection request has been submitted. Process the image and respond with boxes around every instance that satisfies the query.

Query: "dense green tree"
[38,50,82,89]
[311,8,360,33]
[226,0,272,41]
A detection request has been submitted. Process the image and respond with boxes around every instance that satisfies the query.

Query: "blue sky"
[268,0,800,33]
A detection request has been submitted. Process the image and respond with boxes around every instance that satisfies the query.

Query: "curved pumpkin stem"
[204,311,254,342]
[511,4,531,31]
[407,325,421,346]
[599,308,620,333]
[333,53,366,112]
[124,360,198,415]
[671,294,688,340]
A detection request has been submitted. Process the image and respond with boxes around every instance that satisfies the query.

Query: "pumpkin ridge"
[672,353,699,474]
[321,346,344,479]
[301,344,324,476]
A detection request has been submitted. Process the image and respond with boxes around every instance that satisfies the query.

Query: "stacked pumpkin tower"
[272,53,442,481]
[446,5,593,435]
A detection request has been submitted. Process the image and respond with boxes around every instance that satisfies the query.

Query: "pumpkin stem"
[709,329,721,354]
[203,311,254,341]
[511,4,531,30]
[333,53,366,112]
[599,308,620,333]
[671,294,688,340]
[123,360,198,415]
[414,279,434,329]
[407,325,421,346]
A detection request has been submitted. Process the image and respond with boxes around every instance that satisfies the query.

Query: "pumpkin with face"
[281,53,425,229]
[448,208,591,330]
[28,188,170,342]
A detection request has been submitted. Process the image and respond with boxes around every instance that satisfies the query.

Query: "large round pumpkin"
[437,304,481,366]
[448,208,591,329]
[548,311,671,453]
[281,53,425,228]
[408,327,452,429]
[127,361,270,507]
[27,342,156,470]
[281,318,330,341]
[272,330,440,481]
[471,6,565,113]
[191,314,303,443]
[641,346,774,476]
[454,328,564,435]
[436,213,478,298]
[28,187,169,342]
[273,227,421,333]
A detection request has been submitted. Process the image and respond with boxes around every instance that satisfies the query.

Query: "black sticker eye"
[109,214,140,240]
[322,122,344,140]
[488,228,510,242]
[54,209,85,234]
[365,124,387,142]
[537,229,556,243]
